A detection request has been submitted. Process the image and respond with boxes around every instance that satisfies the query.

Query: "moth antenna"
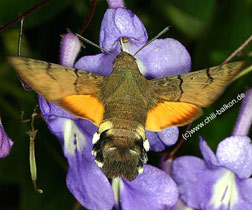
[134,26,170,56]
[75,33,116,59]
[18,18,24,57]
[17,18,32,91]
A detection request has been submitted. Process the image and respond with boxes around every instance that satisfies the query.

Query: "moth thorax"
[92,128,148,181]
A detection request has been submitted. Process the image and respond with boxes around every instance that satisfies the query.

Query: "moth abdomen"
[92,120,149,181]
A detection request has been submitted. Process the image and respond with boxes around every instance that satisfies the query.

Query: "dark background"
[0,0,251,209]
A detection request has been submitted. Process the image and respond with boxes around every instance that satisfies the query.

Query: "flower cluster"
[37,5,191,209]
[1,0,251,209]
[170,89,252,210]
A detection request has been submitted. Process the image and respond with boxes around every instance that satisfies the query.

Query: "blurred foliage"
[0,0,251,209]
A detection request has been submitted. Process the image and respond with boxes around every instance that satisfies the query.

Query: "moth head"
[113,52,138,70]
[92,131,148,181]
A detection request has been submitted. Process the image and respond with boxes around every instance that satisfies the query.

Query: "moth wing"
[150,61,245,107]
[8,57,105,100]
[145,61,245,131]
[8,57,105,126]
[59,95,104,126]
[145,101,202,131]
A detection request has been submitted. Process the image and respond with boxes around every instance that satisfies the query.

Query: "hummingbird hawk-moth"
[8,50,245,181]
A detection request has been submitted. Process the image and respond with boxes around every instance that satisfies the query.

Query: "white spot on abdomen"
[92,132,100,144]
[143,139,150,152]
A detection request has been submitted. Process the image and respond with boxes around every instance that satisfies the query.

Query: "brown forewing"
[150,61,245,107]
[8,57,105,101]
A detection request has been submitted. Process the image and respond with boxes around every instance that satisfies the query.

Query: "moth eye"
[116,53,123,58]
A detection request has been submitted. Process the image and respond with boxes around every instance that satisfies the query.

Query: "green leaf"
[157,0,215,38]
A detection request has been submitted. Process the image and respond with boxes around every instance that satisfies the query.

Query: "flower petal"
[52,118,114,209]
[234,178,252,209]
[100,8,148,53]
[0,119,14,158]
[233,90,252,136]
[121,164,178,210]
[146,127,179,151]
[111,177,123,209]
[108,0,125,8]
[199,137,219,168]
[206,170,238,210]
[171,199,194,210]
[172,156,209,209]
[75,53,114,76]
[216,136,252,178]
[137,38,191,78]
[60,33,81,67]
[172,155,248,210]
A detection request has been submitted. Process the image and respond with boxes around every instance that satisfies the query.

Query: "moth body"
[93,52,155,180]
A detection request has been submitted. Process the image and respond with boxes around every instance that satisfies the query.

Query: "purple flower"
[39,6,191,209]
[60,32,81,68]
[0,118,14,158]
[171,89,252,210]
[107,0,125,8]
[113,165,178,210]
